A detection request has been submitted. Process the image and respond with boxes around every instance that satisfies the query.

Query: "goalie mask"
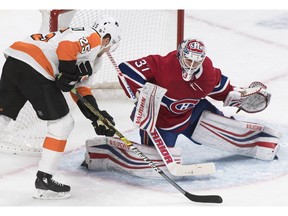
[92,15,121,52]
[177,38,206,81]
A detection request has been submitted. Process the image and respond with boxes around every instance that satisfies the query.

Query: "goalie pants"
[0,57,69,121]
[140,99,223,147]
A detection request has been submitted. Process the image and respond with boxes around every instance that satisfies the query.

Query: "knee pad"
[47,113,74,140]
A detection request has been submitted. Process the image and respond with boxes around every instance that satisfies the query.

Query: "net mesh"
[0,102,46,156]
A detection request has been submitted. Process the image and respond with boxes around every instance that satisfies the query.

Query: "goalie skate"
[32,171,71,200]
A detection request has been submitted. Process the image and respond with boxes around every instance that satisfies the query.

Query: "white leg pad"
[83,137,183,180]
[191,111,282,160]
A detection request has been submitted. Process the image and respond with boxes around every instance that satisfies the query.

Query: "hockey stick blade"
[167,162,216,176]
[184,192,223,203]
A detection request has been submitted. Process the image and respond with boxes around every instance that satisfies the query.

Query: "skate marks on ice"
[59,121,288,193]
[256,12,288,30]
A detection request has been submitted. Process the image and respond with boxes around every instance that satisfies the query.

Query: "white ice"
[0,9,288,215]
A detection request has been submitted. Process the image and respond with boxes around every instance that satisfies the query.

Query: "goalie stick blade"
[167,162,216,176]
[184,192,223,204]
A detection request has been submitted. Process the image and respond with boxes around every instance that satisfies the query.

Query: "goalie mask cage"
[0,9,184,156]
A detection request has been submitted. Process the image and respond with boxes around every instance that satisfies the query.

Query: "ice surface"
[0,9,288,215]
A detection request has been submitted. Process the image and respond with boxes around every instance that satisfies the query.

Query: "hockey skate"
[33,171,71,200]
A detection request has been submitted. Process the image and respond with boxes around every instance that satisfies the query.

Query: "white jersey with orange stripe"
[3,27,102,85]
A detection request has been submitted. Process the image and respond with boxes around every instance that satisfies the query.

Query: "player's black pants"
[0,57,69,121]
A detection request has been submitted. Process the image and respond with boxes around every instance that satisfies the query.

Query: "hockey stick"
[106,51,216,176]
[71,88,222,203]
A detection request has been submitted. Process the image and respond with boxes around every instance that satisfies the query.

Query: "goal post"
[177,10,185,47]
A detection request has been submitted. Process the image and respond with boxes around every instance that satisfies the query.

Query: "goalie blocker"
[192,110,281,160]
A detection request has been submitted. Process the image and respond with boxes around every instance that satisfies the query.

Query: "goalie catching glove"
[224,81,271,113]
[76,94,115,137]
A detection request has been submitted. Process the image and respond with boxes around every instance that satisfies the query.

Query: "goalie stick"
[71,88,222,203]
[106,51,216,176]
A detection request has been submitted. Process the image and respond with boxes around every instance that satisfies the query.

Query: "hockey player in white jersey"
[0,15,121,199]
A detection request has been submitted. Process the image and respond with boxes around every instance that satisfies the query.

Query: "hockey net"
[0,9,184,156]
[0,103,46,156]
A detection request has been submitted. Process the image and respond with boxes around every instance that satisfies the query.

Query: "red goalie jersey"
[118,50,234,131]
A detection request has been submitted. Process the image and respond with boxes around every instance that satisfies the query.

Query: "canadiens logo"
[169,99,200,114]
[187,40,205,54]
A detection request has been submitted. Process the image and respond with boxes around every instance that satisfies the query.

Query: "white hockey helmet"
[91,15,121,52]
[177,38,206,81]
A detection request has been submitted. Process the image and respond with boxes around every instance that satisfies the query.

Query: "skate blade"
[33,189,71,200]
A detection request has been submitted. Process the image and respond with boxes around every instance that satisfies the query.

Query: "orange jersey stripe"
[43,137,67,152]
[56,40,80,61]
[70,86,92,102]
[10,42,54,77]
[87,32,102,49]
[57,32,102,61]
